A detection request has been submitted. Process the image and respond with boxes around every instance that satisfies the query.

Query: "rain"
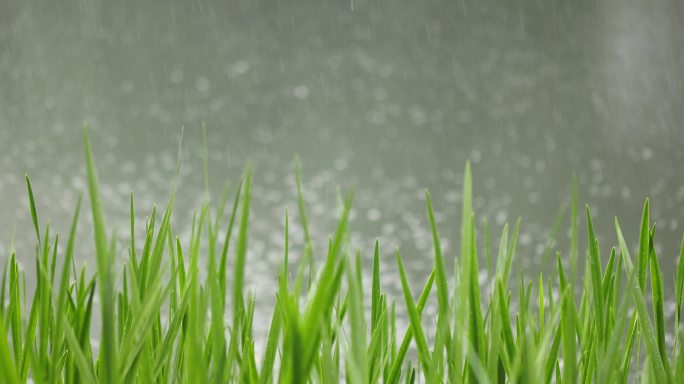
[1,0,684,382]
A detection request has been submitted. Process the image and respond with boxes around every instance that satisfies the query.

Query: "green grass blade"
[371,240,381,331]
[25,175,41,246]
[8,254,22,365]
[346,254,368,383]
[598,264,636,383]
[637,199,650,290]
[675,234,684,363]
[153,286,190,379]
[396,249,431,380]
[50,194,82,381]
[63,319,97,383]
[586,206,604,344]
[424,189,453,381]
[570,174,578,284]
[0,314,19,384]
[558,255,577,384]
[616,218,672,384]
[259,302,281,384]
[83,125,118,384]
[458,162,473,334]
[234,163,252,324]
[467,215,485,374]
[544,325,562,383]
[425,190,450,318]
[648,226,667,365]
[387,269,435,384]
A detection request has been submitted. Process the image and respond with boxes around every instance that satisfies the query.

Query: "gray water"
[2,0,684,339]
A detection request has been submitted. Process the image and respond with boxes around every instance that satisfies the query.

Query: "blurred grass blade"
[83,125,118,384]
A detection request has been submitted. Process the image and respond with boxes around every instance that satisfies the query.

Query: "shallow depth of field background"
[1,0,684,338]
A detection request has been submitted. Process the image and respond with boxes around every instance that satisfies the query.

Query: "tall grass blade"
[616,218,672,384]
[396,250,431,380]
[585,206,604,344]
[0,314,19,384]
[637,199,650,290]
[648,226,667,365]
[234,164,252,324]
[387,270,435,384]
[83,125,118,384]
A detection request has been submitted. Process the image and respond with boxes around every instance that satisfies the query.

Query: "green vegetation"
[2,128,684,383]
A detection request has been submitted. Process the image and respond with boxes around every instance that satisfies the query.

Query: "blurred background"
[1,0,684,329]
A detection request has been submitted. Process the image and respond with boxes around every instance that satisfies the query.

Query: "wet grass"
[2,128,684,383]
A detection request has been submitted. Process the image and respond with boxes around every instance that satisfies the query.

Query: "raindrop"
[334,157,348,171]
[195,77,210,92]
[293,85,310,99]
[230,60,251,76]
[642,147,653,160]
[170,69,184,83]
[366,208,381,222]
[495,211,508,225]
[121,81,134,93]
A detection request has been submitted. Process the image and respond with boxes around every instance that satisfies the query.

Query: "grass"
[2,128,684,383]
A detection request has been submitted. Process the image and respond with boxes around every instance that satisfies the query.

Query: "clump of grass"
[2,128,684,384]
